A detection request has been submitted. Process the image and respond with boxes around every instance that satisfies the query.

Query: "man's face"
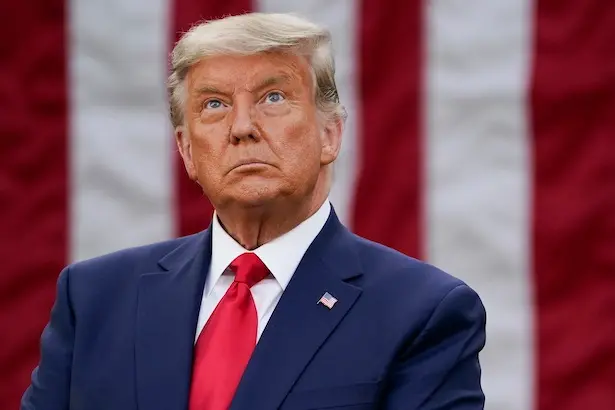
[176,51,340,209]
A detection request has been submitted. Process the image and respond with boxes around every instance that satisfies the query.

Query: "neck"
[215,185,329,250]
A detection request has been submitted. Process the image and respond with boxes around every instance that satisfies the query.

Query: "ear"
[175,126,198,181]
[319,117,343,166]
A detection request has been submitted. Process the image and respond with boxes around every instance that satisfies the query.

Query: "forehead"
[186,51,313,92]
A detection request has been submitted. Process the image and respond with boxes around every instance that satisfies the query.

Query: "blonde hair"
[167,12,346,128]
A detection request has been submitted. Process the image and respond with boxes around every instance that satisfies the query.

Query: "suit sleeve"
[21,266,75,410]
[384,284,487,409]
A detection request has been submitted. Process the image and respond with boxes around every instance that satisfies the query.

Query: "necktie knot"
[229,252,269,288]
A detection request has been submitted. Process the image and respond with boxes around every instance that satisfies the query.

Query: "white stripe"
[69,0,173,261]
[426,1,534,409]
[256,0,359,226]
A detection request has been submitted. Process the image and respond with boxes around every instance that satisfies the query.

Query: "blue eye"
[204,99,224,109]
[265,92,284,104]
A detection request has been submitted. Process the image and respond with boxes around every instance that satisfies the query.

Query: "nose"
[229,98,258,144]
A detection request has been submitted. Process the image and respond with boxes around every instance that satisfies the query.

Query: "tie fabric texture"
[189,252,270,410]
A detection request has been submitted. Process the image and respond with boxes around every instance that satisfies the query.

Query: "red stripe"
[172,0,253,237]
[531,1,615,408]
[352,0,423,258]
[0,2,68,407]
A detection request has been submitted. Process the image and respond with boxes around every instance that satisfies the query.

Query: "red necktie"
[189,252,269,410]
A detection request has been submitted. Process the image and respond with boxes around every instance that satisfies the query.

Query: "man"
[21,12,486,410]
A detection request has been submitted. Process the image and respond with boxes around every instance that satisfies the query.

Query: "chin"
[224,180,289,208]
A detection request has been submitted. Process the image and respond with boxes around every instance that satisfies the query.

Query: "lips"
[235,159,266,166]
[229,159,272,172]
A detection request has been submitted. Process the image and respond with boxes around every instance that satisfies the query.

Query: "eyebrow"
[249,75,292,93]
[193,85,227,96]
[193,74,292,98]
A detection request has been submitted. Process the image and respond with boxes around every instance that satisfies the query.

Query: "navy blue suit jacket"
[21,209,486,409]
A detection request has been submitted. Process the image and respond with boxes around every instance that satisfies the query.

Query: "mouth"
[229,159,273,173]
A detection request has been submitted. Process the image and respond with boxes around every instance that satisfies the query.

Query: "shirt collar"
[206,199,331,296]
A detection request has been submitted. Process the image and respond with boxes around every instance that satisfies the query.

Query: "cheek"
[276,123,322,175]
[263,113,321,157]
[189,124,227,171]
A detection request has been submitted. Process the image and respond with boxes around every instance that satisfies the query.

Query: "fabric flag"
[1,0,613,409]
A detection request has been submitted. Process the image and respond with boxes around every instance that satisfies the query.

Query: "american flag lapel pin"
[318,292,338,309]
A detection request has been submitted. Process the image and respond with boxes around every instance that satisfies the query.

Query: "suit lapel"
[230,211,363,410]
[135,230,211,410]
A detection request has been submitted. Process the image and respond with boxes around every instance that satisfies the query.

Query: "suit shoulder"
[340,233,484,348]
[68,232,201,278]
[349,233,470,298]
[60,233,205,310]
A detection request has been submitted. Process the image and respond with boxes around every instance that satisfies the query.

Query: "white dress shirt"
[194,199,331,343]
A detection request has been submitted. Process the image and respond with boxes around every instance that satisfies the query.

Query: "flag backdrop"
[1,0,614,409]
